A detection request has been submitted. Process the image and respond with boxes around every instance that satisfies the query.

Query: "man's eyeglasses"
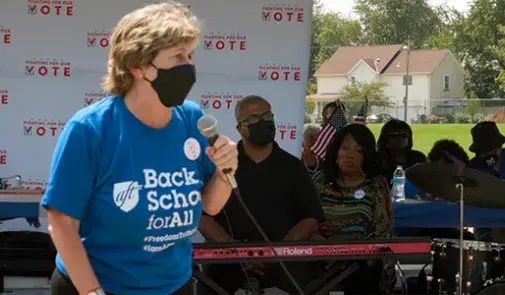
[389,132,409,139]
[238,112,274,126]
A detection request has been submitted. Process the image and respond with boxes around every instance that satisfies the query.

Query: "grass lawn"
[367,124,505,156]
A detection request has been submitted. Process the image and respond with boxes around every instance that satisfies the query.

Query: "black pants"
[50,268,194,295]
[197,262,321,295]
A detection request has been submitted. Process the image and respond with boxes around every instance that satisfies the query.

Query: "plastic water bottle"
[391,166,406,202]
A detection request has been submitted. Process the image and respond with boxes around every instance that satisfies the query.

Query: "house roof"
[315,44,403,77]
[383,49,450,74]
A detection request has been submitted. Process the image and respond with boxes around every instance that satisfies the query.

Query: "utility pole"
[403,41,411,122]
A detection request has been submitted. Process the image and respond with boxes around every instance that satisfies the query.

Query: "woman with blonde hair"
[41,2,238,295]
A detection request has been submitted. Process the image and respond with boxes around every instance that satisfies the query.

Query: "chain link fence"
[307,99,505,124]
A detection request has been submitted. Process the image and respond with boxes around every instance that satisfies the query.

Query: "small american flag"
[352,104,366,124]
[311,102,347,159]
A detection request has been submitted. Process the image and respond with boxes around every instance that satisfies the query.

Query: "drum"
[476,280,505,294]
[431,239,505,294]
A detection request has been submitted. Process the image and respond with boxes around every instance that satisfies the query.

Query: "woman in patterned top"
[313,123,395,294]
[314,123,394,239]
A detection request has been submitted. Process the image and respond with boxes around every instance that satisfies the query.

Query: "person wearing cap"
[468,121,505,178]
[468,121,505,242]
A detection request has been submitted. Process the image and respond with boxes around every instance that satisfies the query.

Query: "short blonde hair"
[103,1,200,96]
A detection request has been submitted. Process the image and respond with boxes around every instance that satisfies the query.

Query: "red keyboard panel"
[193,241,431,261]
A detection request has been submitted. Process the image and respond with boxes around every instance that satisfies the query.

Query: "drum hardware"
[438,278,447,294]
[481,262,488,282]
[426,274,433,294]
[456,182,465,295]
[475,280,505,294]
[407,163,505,295]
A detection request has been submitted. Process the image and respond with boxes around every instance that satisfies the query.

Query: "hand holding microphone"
[197,115,238,187]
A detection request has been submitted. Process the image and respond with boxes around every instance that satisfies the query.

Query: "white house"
[311,45,466,120]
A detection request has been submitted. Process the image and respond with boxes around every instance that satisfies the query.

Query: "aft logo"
[25,58,71,77]
[203,33,247,51]
[28,0,74,16]
[84,90,110,106]
[87,30,111,48]
[23,119,66,137]
[0,90,8,105]
[0,27,11,44]
[0,150,6,165]
[258,63,301,82]
[200,92,243,111]
[261,4,304,23]
[113,181,142,213]
[277,123,297,140]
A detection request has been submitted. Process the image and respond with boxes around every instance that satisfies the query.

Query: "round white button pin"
[354,189,365,199]
[184,138,201,161]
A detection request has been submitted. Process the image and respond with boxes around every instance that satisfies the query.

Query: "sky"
[320,0,471,16]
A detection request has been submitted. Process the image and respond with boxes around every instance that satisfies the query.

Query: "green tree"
[424,5,463,51]
[354,0,442,49]
[341,82,392,117]
[308,5,363,94]
[306,98,317,115]
[314,13,363,70]
[309,0,325,77]
[466,92,481,121]
[495,25,505,91]
[453,0,505,98]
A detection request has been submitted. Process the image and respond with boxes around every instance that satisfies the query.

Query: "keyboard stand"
[192,261,360,295]
[312,262,359,295]
[192,269,232,295]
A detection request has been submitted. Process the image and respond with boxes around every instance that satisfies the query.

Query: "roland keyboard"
[192,237,431,264]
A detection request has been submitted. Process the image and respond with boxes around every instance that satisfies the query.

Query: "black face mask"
[248,119,276,146]
[483,152,499,168]
[145,64,196,108]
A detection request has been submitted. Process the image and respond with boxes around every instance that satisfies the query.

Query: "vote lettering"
[87,37,110,48]
[259,70,300,81]
[28,4,74,16]
[204,40,246,51]
[263,11,303,22]
[26,65,71,77]
[279,129,297,140]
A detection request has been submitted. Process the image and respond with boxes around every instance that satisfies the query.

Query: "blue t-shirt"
[41,97,215,294]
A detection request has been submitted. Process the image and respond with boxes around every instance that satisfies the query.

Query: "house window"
[444,74,451,91]
[403,75,413,85]
[350,76,356,85]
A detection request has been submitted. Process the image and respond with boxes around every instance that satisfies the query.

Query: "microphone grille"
[197,114,218,138]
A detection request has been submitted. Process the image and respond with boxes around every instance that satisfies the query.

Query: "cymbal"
[406,163,505,209]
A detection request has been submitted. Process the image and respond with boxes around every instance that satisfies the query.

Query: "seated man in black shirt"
[198,95,325,295]
[468,121,505,242]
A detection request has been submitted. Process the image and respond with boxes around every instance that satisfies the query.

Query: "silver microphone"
[197,114,237,189]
